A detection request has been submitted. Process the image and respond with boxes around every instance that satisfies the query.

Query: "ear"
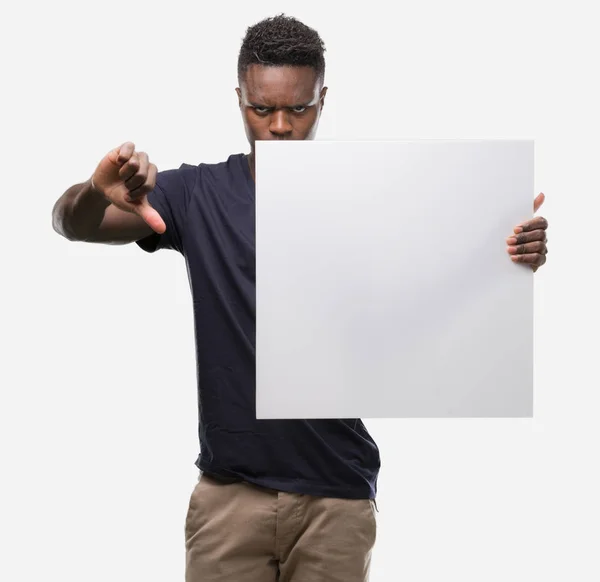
[235,87,242,108]
[320,86,328,108]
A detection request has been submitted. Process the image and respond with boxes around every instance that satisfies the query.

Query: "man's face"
[236,64,327,151]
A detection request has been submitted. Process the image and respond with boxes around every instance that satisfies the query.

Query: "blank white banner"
[256,140,534,419]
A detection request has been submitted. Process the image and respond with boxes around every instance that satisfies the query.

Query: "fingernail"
[506,237,517,244]
[514,226,523,234]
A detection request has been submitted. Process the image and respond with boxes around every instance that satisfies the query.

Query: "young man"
[52,13,549,582]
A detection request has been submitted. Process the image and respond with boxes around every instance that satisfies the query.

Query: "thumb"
[134,198,167,234]
[534,192,545,213]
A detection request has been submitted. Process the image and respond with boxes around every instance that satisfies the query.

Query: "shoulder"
[153,154,240,199]
[167,154,246,187]
[187,153,251,205]
[194,153,248,180]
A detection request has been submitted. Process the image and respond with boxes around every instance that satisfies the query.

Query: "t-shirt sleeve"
[136,163,197,255]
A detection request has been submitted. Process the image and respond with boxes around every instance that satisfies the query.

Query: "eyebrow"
[248,102,311,109]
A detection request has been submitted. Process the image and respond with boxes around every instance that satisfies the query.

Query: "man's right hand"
[91,141,166,234]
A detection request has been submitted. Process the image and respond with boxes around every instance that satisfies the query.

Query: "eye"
[254,107,270,115]
[291,106,307,113]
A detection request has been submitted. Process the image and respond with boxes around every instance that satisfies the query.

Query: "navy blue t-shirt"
[136,153,380,499]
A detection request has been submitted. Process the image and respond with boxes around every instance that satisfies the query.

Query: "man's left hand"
[506,192,548,272]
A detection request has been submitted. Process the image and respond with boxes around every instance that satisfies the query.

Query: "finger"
[534,192,545,213]
[119,152,140,183]
[116,142,135,165]
[506,229,547,245]
[514,216,548,234]
[132,162,157,196]
[124,151,149,195]
[126,162,157,202]
[145,162,158,191]
[107,163,157,206]
[133,197,166,234]
[511,253,547,267]
[507,241,547,255]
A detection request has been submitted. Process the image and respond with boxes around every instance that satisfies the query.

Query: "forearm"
[52,178,111,241]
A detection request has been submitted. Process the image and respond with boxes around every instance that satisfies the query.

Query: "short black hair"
[238,14,326,84]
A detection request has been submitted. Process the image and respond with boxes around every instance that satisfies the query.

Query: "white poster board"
[255,140,534,419]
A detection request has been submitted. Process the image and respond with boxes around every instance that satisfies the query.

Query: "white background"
[1,0,598,580]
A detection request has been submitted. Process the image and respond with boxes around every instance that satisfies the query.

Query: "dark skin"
[54,63,549,271]
[236,64,327,181]
[237,63,549,271]
[507,193,548,272]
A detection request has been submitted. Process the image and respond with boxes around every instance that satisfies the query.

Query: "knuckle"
[127,182,143,194]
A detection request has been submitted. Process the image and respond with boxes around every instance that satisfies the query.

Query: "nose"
[269,110,293,137]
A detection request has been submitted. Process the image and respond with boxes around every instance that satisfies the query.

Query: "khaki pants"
[184,474,377,581]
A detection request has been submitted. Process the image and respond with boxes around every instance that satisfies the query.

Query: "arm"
[52,178,153,244]
[51,142,164,245]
